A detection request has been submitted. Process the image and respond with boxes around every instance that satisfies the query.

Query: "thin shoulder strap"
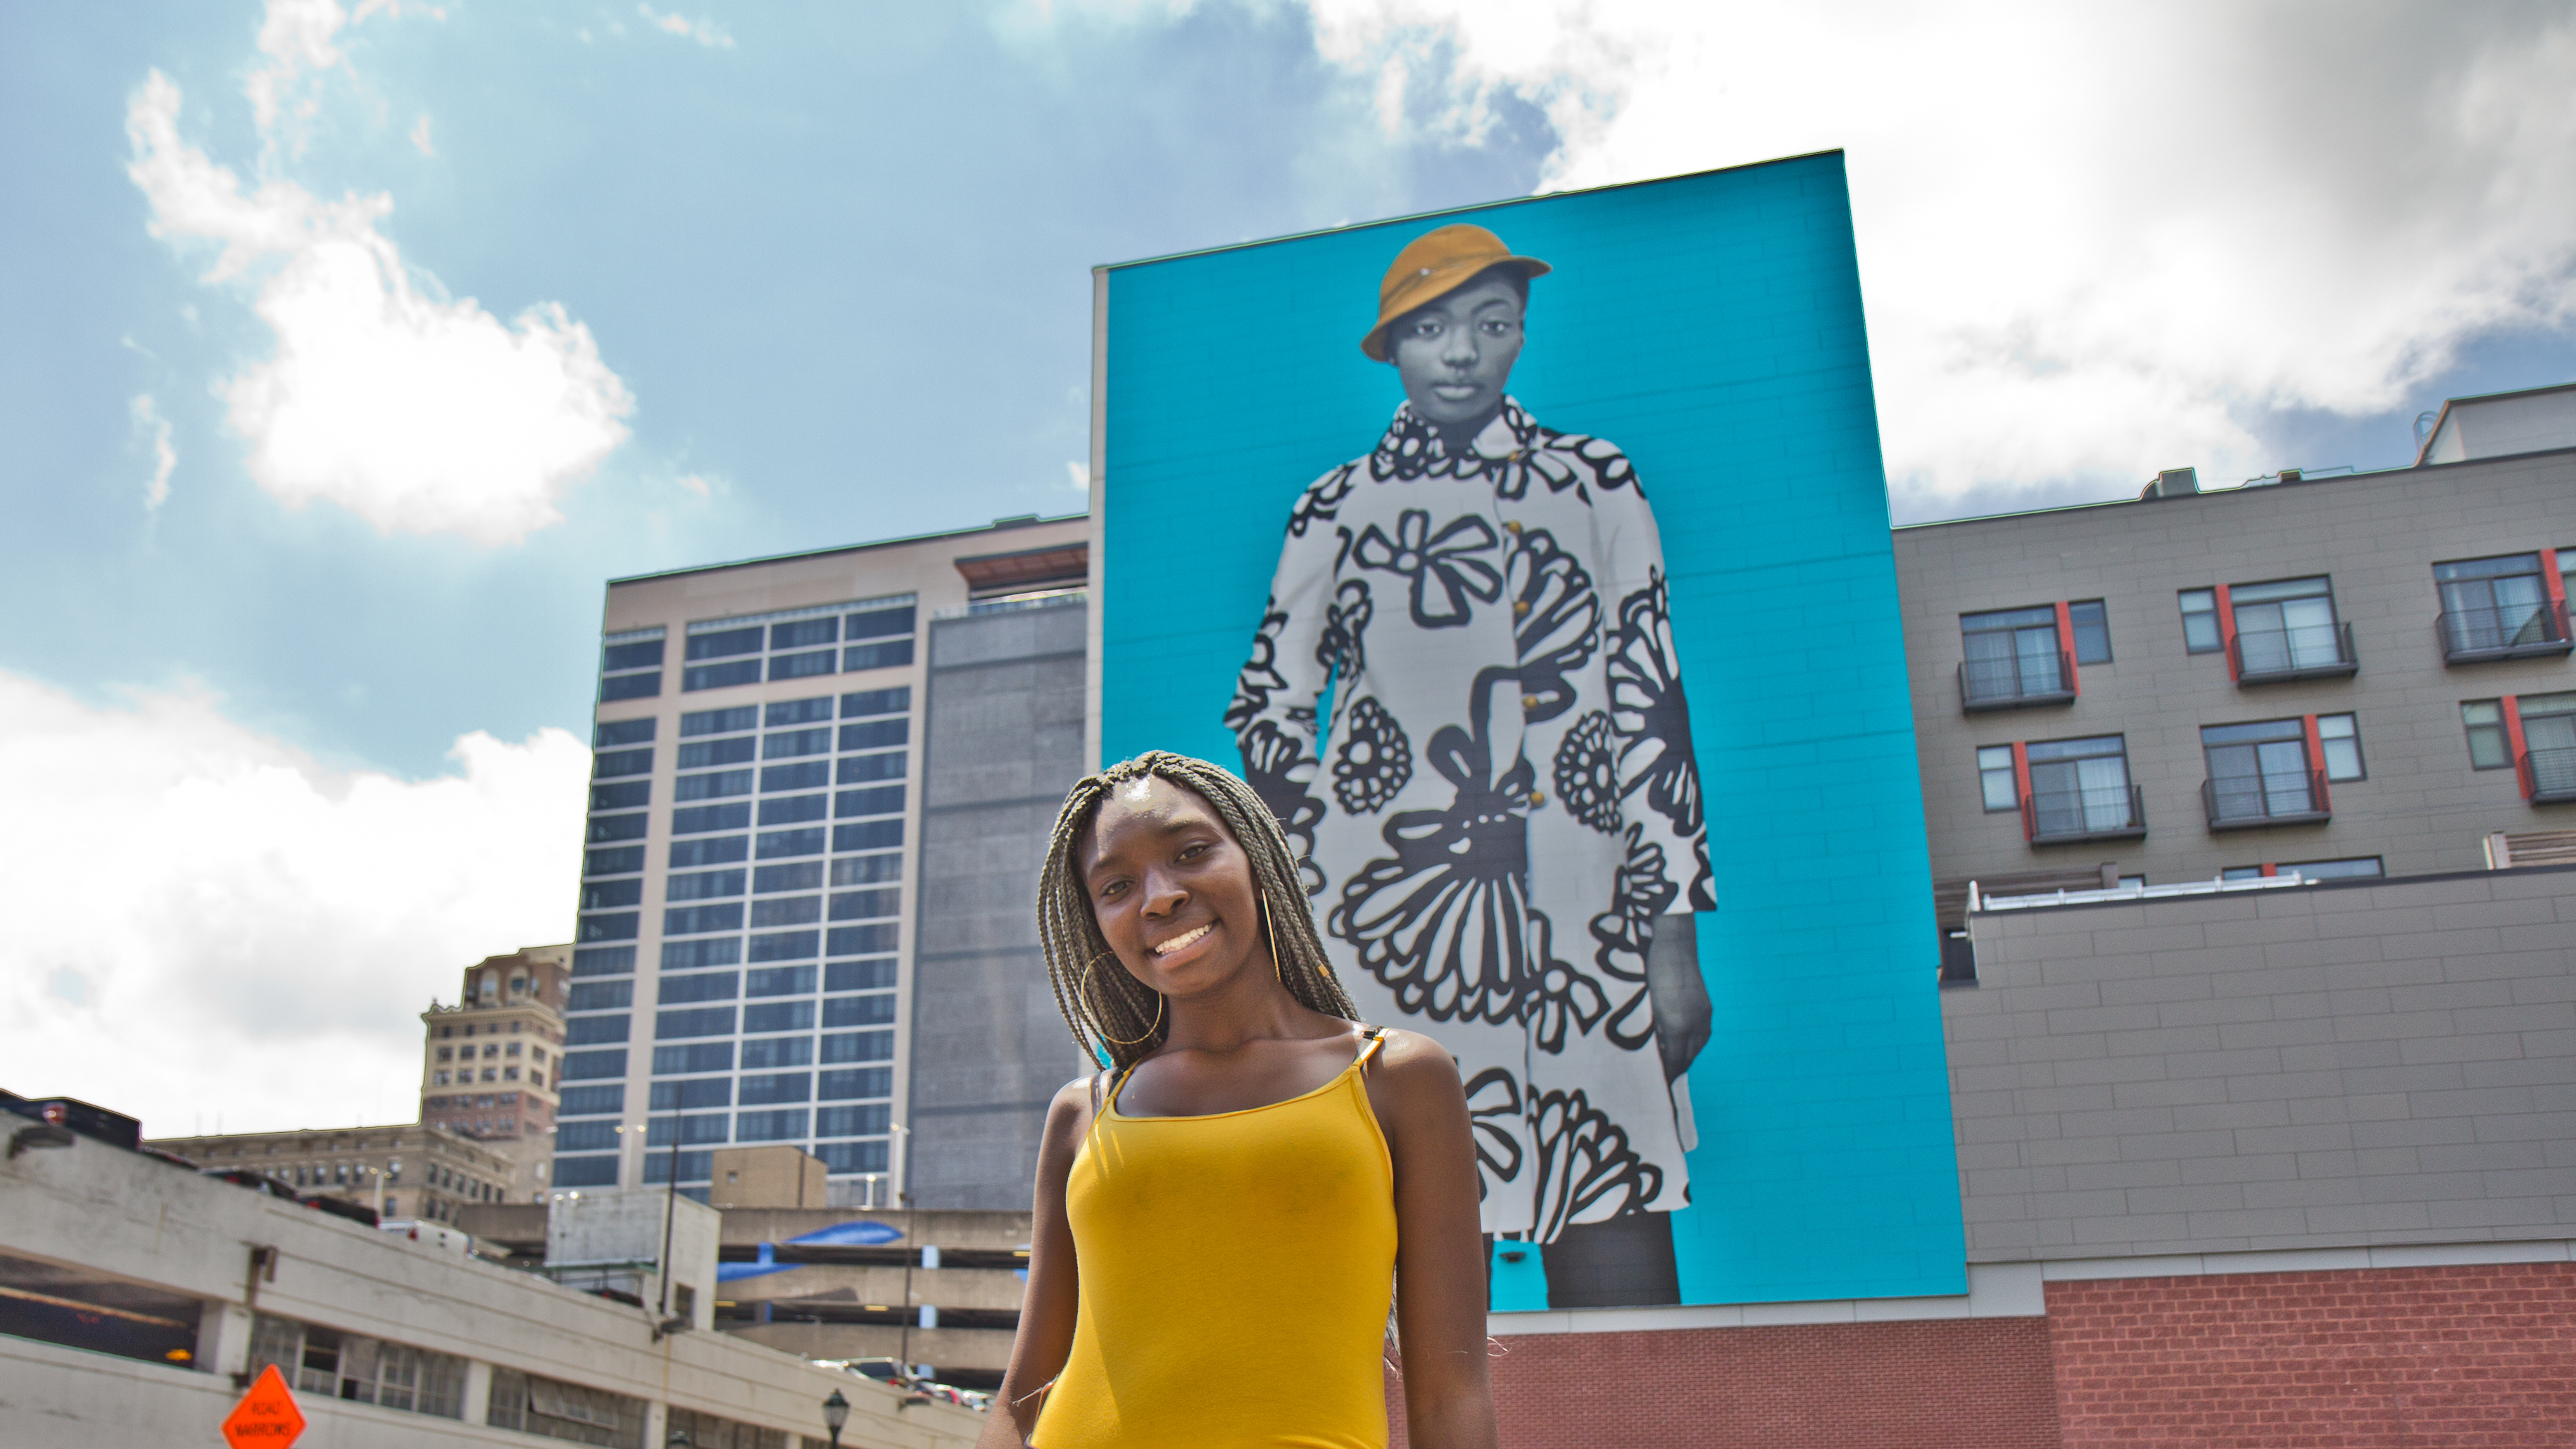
[1088,1067,1112,1117]
[1355,1025,1387,1070]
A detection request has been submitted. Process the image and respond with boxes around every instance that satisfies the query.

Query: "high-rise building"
[553,514,1089,1204]
[418,946,572,1200]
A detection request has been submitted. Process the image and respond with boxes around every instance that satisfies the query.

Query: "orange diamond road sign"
[222,1364,306,1449]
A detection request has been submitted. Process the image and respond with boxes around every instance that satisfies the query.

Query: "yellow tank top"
[1031,1032,1396,1449]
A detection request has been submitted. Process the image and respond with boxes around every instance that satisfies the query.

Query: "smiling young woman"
[974,751,1497,1449]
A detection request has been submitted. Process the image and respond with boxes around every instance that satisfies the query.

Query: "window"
[817,1103,891,1138]
[674,769,753,801]
[819,1064,894,1098]
[2317,713,2364,781]
[594,719,656,748]
[746,964,817,996]
[836,785,905,818]
[686,626,763,660]
[583,846,645,877]
[843,639,915,672]
[1975,746,2017,811]
[2066,600,2111,664]
[663,903,744,936]
[2525,691,2576,799]
[2201,718,2325,826]
[826,958,898,991]
[676,736,756,770]
[559,1084,624,1116]
[649,1078,729,1110]
[749,929,822,962]
[589,780,648,813]
[563,1017,627,1047]
[743,1000,816,1034]
[1959,605,2067,707]
[739,1072,813,1105]
[680,706,758,737]
[846,605,916,641]
[830,853,902,887]
[658,972,739,1003]
[652,1041,733,1074]
[817,1141,890,1174]
[824,994,898,1029]
[841,686,910,717]
[486,1369,648,1448]
[2462,700,2511,769]
[664,1409,791,1449]
[669,836,749,869]
[2178,589,2222,653]
[660,937,741,970]
[830,887,900,921]
[249,1313,467,1419]
[741,1034,815,1068]
[757,828,827,860]
[560,1050,627,1081]
[666,868,746,902]
[765,697,836,727]
[592,747,653,779]
[771,620,838,652]
[837,751,906,784]
[2434,553,2564,658]
[601,640,663,675]
[683,660,762,692]
[2021,736,2140,841]
[757,795,829,827]
[755,860,826,893]
[432,1070,449,1085]
[647,1113,729,1146]
[656,1007,737,1040]
[834,820,903,853]
[2228,576,2350,678]
[576,913,638,943]
[550,1156,618,1188]
[760,760,831,793]
[567,981,633,1012]
[672,803,753,836]
[828,923,899,956]
[764,727,834,760]
[751,895,823,929]
[839,717,908,751]
[732,1109,808,1143]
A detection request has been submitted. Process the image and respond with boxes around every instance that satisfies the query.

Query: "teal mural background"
[1098,153,1962,1305]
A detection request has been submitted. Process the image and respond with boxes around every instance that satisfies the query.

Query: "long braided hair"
[1039,751,1359,1070]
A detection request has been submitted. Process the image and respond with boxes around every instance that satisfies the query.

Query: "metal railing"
[2203,768,2331,829]
[2437,599,2571,663]
[2229,621,2358,683]
[1959,649,2075,712]
[2522,747,2576,804]
[2022,784,2147,844]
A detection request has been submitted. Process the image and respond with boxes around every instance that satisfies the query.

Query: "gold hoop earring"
[1082,951,1164,1048]
[1263,901,1285,988]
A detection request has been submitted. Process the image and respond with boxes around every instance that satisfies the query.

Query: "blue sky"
[7,0,2573,1133]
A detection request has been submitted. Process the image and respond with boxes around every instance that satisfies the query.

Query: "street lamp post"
[822,1388,850,1449]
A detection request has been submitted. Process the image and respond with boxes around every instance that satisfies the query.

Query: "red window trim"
[2011,741,2033,842]
[2503,694,2531,798]
[2214,583,2239,681]
[2054,600,2081,696]
[2542,550,2569,613]
[2301,713,2331,812]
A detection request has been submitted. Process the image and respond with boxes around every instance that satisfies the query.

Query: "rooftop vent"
[2138,466,2199,501]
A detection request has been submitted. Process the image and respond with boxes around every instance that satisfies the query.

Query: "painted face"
[1388,272,1526,435]
[1079,776,1267,1002]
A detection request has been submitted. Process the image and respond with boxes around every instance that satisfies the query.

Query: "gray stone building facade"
[1895,386,2576,936]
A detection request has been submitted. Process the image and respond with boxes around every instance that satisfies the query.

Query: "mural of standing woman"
[1228,222,1715,1307]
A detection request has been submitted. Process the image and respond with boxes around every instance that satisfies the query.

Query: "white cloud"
[1278,2,2576,503]
[639,4,736,49]
[125,3,634,547]
[131,394,177,509]
[0,669,589,1136]
[1065,460,1091,491]
[408,113,434,156]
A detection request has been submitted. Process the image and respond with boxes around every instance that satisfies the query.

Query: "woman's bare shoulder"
[1364,1027,1464,1091]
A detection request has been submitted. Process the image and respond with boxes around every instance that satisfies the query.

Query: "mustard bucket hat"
[1359,222,1552,362]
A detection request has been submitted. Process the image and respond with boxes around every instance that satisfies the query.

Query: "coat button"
[1521,694,1539,710]
[1528,791,1546,807]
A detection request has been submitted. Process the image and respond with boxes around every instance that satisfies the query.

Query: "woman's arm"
[976,1077,1096,1449]
[1367,1031,1500,1449]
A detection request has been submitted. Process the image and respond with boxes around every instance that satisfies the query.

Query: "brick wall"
[2049,1262,2576,1446]
[1386,1319,2061,1449]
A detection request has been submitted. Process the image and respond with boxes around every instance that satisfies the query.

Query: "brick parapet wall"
[2048,1261,2576,1447]
[1387,1318,2061,1449]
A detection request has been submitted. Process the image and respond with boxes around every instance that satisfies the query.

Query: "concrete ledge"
[2035,1237,2572,1281]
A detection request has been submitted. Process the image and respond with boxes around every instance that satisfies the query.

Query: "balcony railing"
[2023,784,2147,844]
[2203,768,2331,829]
[2230,622,2358,683]
[2437,600,2572,664]
[2522,747,2576,805]
[1959,650,2075,712]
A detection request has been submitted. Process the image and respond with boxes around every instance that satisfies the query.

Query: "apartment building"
[557,513,1088,1205]
[420,947,572,1201]
[1895,383,2576,945]
[142,1122,514,1227]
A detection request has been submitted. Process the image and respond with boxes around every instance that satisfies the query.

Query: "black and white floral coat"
[1229,397,1714,1241]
